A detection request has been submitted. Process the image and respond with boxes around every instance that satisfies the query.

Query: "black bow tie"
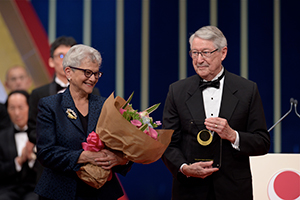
[56,83,67,92]
[14,128,27,134]
[199,70,225,91]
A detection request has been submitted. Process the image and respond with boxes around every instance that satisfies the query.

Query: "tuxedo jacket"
[162,70,270,200]
[34,88,130,200]
[28,81,100,144]
[0,103,11,130]
[0,124,37,194]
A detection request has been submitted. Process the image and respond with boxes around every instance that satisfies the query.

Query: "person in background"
[5,66,32,92]
[162,26,270,200]
[35,44,131,200]
[28,36,100,144]
[0,90,38,200]
[0,66,32,132]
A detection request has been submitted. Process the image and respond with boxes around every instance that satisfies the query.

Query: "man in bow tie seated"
[161,26,270,200]
[0,90,38,200]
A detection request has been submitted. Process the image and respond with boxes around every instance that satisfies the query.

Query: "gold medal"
[197,129,212,146]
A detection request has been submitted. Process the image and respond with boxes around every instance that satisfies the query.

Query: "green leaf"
[139,124,148,132]
[122,92,134,109]
[145,103,161,114]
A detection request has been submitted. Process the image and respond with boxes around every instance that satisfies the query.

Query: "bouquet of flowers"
[96,92,173,164]
[77,92,174,188]
[119,92,162,141]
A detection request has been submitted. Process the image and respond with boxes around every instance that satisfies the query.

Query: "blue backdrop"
[31,0,300,199]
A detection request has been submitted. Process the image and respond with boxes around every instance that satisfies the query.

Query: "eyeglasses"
[53,53,65,59]
[69,66,103,79]
[189,48,218,59]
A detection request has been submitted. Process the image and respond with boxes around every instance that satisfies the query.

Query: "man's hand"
[182,161,219,179]
[205,117,236,143]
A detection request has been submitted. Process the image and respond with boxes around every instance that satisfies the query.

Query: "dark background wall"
[31,0,300,199]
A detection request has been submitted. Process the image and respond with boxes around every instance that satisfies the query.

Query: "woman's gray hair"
[63,44,102,70]
[189,26,227,50]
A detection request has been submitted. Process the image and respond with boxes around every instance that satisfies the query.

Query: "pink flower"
[119,108,126,115]
[82,131,105,151]
[155,121,162,126]
[144,127,158,140]
[131,119,142,127]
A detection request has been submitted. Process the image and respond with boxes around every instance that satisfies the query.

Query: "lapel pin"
[66,108,77,119]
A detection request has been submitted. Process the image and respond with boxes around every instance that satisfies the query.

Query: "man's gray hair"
[189,26,227,50]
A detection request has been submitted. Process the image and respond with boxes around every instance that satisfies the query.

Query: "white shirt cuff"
[179,163,187,173]
[14,157,22,172]
[231,131,240,150]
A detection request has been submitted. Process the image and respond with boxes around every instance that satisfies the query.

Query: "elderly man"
[1,66,32,129]
[5,66,32,92]
[162,26,270,200]
[0,90,38,200]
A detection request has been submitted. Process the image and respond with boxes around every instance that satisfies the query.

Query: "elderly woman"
[35,44,131,200]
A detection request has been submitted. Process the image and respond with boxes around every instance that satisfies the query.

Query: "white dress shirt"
[14,125,36,171]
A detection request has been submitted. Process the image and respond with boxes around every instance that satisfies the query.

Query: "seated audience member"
[5,66,32,92]
[0,90,38,200]
[1,66,32,129]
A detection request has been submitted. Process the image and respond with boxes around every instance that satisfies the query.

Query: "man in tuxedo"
[0,90,38,200]
[28,36,100,144]
[162,26,270,200]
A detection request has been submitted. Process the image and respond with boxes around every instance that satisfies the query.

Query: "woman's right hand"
[77,151,107,165]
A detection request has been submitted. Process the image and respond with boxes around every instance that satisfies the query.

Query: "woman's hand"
[77,151,107,165]
[94,149,128,170]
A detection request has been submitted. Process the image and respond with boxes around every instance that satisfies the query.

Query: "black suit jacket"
[28,81,100,144]
[162,70,270,200]
[34,88,130,200]
[0,125,37,194]
[0,103,11,130]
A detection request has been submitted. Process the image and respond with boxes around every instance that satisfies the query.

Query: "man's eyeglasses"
[189,48,218,59]
[69,66,103,79]
[53,53,65,59]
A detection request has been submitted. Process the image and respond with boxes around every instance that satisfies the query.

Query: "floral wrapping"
[96,92,173,164]
[77,92,174,188]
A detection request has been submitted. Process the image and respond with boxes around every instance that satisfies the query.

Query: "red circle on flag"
[274,171,300,200]
[268,170,300,200]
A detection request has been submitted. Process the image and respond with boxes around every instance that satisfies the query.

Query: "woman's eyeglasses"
[69,66,103,79]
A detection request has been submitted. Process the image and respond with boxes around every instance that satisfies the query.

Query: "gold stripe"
[0,14,26,94]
